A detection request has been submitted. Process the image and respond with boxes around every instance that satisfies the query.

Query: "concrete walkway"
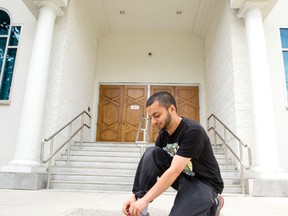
[0,189,288,216]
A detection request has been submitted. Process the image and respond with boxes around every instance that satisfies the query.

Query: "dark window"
[0,10,21,102]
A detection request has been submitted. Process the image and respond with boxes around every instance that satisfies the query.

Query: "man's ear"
[170,105,176,113]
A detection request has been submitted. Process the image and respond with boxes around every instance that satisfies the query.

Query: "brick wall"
[205,1,237,130]
[205,2,254,154]
[42,0,98,143]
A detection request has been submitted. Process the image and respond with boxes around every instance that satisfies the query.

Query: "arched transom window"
[0,9,21,102]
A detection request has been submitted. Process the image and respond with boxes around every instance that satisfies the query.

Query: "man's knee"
[143,146,158,156]
[142,146,172,170]
[143,146,166,159]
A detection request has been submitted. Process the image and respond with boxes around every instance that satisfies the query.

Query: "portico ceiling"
[23,0,278,38]
[86,0,226,38]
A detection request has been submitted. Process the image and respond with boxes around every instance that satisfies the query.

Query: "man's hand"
[128,197,149,216]
[122,194,136,215]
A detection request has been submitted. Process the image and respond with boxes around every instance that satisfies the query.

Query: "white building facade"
[0,0,288,196]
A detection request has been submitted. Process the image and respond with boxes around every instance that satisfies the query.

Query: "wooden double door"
[97,85,199,143]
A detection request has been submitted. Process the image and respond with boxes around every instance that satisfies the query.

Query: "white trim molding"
[230,0,278,19]
[237,0,268,18]
[23,0,68,17]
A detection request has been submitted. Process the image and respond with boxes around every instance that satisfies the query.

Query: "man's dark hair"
[146,91,177,110]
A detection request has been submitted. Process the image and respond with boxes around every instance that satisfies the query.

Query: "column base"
[0,165,47,190]
[250,165,283,173]
[245,168,288,197]
[247,178,288,197]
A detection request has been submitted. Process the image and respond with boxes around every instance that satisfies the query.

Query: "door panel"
[149,86,200,143]
[97,85,123,142]
[149,86,174,143]
[150,86,175,96]
[96,85,147,142]
[97,85,199,143]
[122,86,147,142]
[175,86,199,122]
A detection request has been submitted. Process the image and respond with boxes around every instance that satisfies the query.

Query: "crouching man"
[122,91,224,216]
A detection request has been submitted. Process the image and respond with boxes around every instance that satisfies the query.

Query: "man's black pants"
[132,146,218,216]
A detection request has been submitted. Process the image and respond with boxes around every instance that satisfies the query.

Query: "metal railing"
[207,114,252,194]
[135,112,150,156]
[40,111,91,188]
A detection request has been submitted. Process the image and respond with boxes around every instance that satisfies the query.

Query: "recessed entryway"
[96,84,199,143]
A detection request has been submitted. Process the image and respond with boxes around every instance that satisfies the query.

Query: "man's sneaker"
[215,194,224,216]
[140,207,149,216]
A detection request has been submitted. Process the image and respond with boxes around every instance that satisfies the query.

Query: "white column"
[238,2,279,172]
[10,4,58,167]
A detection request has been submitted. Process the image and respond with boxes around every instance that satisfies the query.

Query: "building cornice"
[22,0,68,18]
[237,0,268,18]
[32,0,68,16]
[230,0,278,20]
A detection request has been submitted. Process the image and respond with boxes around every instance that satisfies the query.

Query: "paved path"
[0,189,288,216]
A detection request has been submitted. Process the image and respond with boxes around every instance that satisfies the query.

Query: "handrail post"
[249,147,252,167]
[135,112,150,157]
[80,113,84,148]
[239,142,245,194]
[135,114,143,143]
[40,139,44,163]
[47,137,54,189]
[224,128,228,170]
[240,164,245,194]
[67,124,72,166]
[145,116,150,143]
[213,116,217,151]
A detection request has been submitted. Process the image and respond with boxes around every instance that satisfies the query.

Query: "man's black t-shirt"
[155,117,224,194]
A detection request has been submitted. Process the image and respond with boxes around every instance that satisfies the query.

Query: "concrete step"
[50,180,243,194]
[219,164,237,170]
[63,150,141,157]
[58,155,140,163]
[220,170,240,177]
[49,180,133,191]
[51,167,136,175]
[51,168,240,178]
[50,142,242,194]
[223,177,241,185]
[51,173,135,183]
[223,185,243,194]
[70,143,142,152]
[54,161,138,169]
[51,172,240,185]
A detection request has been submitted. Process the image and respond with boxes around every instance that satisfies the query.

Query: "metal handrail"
[135,112,150,156]
[40,110,91,188]
[207,113,252,194]
[209,127,249,169]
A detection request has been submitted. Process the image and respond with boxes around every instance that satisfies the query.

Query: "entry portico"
[0,0,287,195]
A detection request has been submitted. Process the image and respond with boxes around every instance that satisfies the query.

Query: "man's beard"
[161,112,172,131]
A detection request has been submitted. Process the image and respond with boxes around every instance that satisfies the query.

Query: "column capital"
[237,0,268,18]
[32,0,68,16]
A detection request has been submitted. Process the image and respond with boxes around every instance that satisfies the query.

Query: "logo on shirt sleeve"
[163,143,195,177]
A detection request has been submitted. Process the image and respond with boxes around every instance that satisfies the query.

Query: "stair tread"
[50,180,132,185]
[51,172,134,177]
[49,142,242,193]
[53,165,137,170]
[55,160,139,163]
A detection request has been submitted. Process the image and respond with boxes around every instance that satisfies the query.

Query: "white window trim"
[278,26,288,109]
